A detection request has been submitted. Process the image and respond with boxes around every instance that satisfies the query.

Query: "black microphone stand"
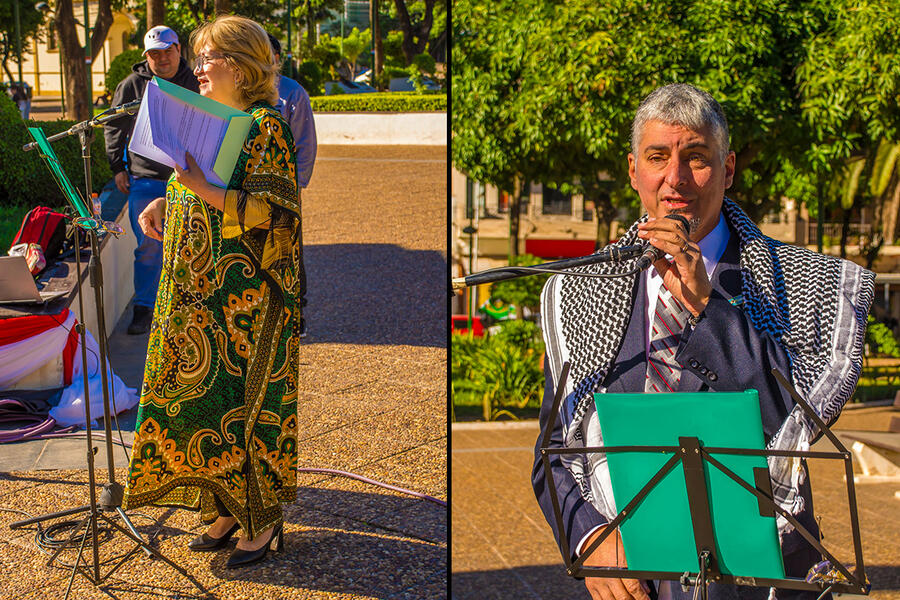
[10,106,206,599]
[450,244,646,290]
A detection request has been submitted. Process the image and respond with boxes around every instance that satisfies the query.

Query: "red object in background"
[451,314,484,337]
[0,308,80,385]
[525,238,596,258]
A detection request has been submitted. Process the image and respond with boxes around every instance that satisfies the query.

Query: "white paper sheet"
[128,79,231,187]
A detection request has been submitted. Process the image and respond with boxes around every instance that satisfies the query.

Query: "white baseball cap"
[143,26,179,54]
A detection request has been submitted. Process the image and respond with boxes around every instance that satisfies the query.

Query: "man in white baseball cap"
[104,25,199,334]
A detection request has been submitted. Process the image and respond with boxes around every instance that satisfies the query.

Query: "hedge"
[0,93,112,207]
[310,92,447,112]
[105,49,145,95]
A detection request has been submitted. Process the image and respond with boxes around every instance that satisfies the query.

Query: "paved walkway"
[451,406,900,600]
[0,144,447,599]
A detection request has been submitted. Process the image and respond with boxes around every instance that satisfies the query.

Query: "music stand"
[538,363,869,600]
[9,116,205,599]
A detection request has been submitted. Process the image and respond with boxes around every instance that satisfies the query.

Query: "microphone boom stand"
[9,106,206,599]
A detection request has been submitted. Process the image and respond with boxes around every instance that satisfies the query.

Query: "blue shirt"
[275,75,317,189]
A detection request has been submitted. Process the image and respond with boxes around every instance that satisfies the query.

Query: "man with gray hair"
[532,83,874,600]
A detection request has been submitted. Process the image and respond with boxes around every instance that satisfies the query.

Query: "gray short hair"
[631,84,730,162]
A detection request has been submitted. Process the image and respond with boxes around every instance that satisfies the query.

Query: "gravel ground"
[0,144,448,600]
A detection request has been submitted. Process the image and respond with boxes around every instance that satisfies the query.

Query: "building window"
[542,186,571,215]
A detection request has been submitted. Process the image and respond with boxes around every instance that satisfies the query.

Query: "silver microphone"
[634,214,692,271]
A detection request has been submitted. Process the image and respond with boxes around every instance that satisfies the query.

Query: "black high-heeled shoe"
[225,523,284,568]
[188,522,241,551]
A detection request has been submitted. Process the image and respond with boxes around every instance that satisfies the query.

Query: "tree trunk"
[839,205,851,259]
[508,178,526,261]
[147,0,165,28]
[883,171,900,244]
[2,57,13,84]
[588,189,614,250]
[306,1,317,50]
[393,0,435,65]
[90,0,114,62]
[372,0,383,87]
[55,0,89,120]
[215,0,232,14]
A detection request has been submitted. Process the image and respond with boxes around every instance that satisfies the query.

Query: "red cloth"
[62,316,79,386]
[0,309,79,385]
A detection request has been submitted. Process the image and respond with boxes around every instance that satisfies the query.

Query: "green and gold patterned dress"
[123,103,303,540]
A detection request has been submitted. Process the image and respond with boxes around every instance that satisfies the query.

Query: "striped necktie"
[645,283,689,393]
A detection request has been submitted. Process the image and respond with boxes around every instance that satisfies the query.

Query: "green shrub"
[105,49,145,95]
[310,92,446,112]
[865,315,900,358]
[296,60,325,96]
[411,52,436,76]
[0,204,30,253]
[0,93,112,207]
[451,320,545,421]
[491,319,544,352]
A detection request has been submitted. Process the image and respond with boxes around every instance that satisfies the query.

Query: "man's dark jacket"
[532,230,822,600]
[104,58,199,181]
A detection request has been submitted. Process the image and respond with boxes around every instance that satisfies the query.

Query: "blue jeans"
[127,177,167,309]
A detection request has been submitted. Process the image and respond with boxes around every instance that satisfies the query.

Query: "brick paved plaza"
[0,144,447,600]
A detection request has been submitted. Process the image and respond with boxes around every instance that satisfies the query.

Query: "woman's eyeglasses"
[193,52,228,70]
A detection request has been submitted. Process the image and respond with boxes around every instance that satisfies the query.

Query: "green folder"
[593,390,785,579]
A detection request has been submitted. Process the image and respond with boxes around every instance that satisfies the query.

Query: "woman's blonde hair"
[191,15,278,107]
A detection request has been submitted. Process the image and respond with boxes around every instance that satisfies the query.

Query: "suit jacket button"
[698,366,708,375]
[708,372,718,381]
[689,359,699,369]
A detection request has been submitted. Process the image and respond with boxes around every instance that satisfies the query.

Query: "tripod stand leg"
[46,513,91,567]
[97,511,190,576]
[114,506,154,558]
[10,503,91,529]
[62,516,92,600]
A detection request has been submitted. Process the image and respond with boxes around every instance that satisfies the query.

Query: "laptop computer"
[593,390,785,579]
[0,255,69,304]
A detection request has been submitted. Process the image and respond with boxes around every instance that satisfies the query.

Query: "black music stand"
[539,363,869,600]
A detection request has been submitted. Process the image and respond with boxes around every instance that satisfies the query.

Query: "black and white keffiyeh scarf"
[540,197,875,534]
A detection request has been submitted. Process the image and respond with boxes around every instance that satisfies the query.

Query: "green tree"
[797,0,900,262]
[339,27,372,79]
[490,254,549,313]
[0,1,44,83]
[391,0,443,66]
[52,0,116,120]
[453,0,832,256]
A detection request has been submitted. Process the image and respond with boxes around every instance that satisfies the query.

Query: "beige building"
[14,2,137,98]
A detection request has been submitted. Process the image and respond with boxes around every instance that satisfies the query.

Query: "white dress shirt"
[575,212,731,561]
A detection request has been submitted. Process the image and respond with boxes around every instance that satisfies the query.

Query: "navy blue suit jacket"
[532,227,821,596]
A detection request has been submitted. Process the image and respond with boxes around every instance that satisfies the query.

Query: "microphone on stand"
[451,244,645,290]
[98,98,142,118]
[451,213,695,291]
[22,99,144,153]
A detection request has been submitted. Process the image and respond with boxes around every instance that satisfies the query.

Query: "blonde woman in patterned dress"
[123,15,303,568]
